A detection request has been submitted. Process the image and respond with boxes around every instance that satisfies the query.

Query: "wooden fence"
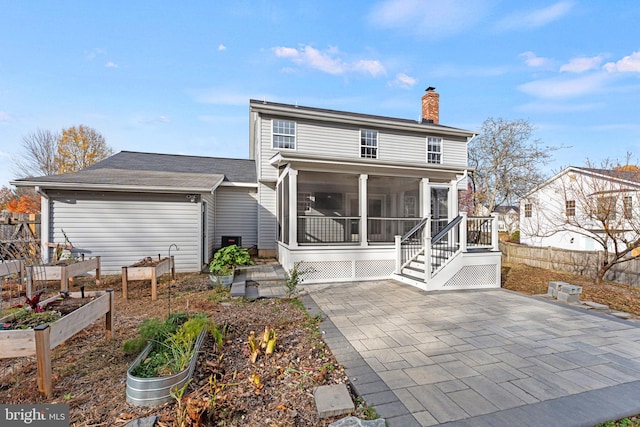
[0,211,41,261]
[500,241,640,287]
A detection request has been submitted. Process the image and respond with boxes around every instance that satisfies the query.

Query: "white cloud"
[0,111,13,123]
[518,73,609,99]
[84,48,106,60]
[389,73,418,88]
[105,61,118,68]
[138,115,171,125]
[604,51,640,73]
[560,55,604,73]
[217,44,227,51]
[519,51,550,68]
[497,1,574,30]
[353,59,386,77]
[517,101,601,113]
[272,45,386,77]
[368,0,488,39]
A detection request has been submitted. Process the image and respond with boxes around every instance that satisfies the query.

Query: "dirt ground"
[1,262,640,426]
[0,273,365,426]
[502,262,640,317]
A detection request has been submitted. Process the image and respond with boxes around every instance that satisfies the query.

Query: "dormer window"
[272,119,296,149]
[360,129,378,159]
[427,137,442,164]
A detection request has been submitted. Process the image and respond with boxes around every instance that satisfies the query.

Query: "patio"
[303,280,640,426]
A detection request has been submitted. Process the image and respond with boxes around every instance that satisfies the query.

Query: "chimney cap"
[425,86,436,92]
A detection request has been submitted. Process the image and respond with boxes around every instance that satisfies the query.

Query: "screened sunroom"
[276,169,454,247]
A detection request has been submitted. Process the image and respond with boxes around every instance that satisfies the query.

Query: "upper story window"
[524,203,532,218]
[565,200,576,217]
[427,137,442,164]
[272,119,296,149]
[624,195,633,219]
[360,129,378,159]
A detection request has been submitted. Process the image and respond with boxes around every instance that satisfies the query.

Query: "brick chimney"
[421,87,439,124]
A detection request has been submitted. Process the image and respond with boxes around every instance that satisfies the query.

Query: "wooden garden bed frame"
[34,256,101,293]
[121,256,175,301]
[0,289,114,397]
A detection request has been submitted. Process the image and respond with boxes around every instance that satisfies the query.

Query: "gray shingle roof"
[13,151,256,192]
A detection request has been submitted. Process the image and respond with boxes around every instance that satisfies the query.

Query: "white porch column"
[424,214,432,283]
[360,174,368,247]
[491,212,499,251]
[420,178,430,218]
[288,169,298,248]
[460,212,468,252]
[449,178,458,221]
[38,188,50,263]
[394,235,402,274]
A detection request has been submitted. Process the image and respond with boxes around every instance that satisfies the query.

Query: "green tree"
[56,125,113,174]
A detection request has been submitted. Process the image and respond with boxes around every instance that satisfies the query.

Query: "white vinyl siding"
[258,182,277,250]
[49,192,201,274]
[258,115,468,176]
[203,193,216,262]
[214,187,258,249]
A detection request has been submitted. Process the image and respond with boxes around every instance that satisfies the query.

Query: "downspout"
[35,186,49,263]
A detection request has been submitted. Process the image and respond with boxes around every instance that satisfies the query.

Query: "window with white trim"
[566,200,576,217]
[272,119,296,149]
[427,137,442,164]
[360,129,378,159]
[524,203,532,218]
[624,195,633,219]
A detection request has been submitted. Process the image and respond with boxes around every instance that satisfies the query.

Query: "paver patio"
[303,280,640,427]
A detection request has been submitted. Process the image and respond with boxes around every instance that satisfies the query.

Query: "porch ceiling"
[270,151,471,182]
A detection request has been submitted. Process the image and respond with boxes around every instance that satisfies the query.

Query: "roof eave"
[12,180,221,194]
[250,100,474,138]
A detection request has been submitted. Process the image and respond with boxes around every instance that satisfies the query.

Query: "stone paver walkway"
[303,280,640,427]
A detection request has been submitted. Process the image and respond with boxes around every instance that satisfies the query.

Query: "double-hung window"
[272,119,296,149]
[360,129,378,159]
[427,137,442,164]
[565,200,576,217]
[624,196,633,219]
[524,203,532,218]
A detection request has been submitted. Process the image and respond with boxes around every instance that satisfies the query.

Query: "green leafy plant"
[126,313,222,378]
[208,244,253,276]
[284,261,314,298]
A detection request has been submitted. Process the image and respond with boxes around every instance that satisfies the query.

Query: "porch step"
[230,271,247,297]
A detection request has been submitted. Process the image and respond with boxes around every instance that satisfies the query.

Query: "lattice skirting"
[442,264,498,289]
[302,259,395,283]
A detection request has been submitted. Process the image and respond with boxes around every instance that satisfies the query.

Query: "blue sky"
[1,0,639,188]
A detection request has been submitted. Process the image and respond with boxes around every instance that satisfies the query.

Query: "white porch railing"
[395,213,499,280]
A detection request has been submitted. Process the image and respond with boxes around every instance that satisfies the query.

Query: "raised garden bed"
[126,328,207,406]
[0,289,114,397]
[122,256,175,301]
[33,256,101,292]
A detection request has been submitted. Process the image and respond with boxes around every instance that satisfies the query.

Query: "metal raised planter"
[126,328,207,407]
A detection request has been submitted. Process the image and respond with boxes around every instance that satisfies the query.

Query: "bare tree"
[469,117,559,215]
[522,156,640,285]
[13,129,59,178]
[13,126,113,178]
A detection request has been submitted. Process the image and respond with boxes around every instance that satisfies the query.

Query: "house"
[493,206,519,234]
[13,90,501,291]
[520,166,640,251]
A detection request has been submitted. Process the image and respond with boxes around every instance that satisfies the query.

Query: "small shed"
[12,151,258,274]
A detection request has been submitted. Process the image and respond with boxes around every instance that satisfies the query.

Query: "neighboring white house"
[520,166,640,251]
[493,206,519,234]
[13,90,501,291]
